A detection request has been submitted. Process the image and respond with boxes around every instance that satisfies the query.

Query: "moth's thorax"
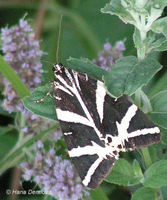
[52,63,64,75]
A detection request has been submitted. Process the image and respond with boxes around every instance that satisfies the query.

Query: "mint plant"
[0,0,167,200]
[101,1,167,199]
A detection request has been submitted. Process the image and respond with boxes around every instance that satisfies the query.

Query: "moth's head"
[52,63,64,74]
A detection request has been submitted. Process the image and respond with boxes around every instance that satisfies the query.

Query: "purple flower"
[37,140,44,149]
[47,129,63,142]
[0,16,62,138]
[115,41,125,51]
[1,17,44,114]
[48,149,55,156]
[104,42,112,51]
[93,41,125,71]
[20,140,89,200]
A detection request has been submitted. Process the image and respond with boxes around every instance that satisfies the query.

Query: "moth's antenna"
[56,15,63,63]
[41,59,53,65]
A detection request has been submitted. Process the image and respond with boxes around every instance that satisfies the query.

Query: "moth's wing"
[54,69,118,189]
[71,70,160,151]
[76,72,160,151]
[103,94,160,151]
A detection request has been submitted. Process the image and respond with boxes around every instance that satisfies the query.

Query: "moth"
[52,63,160,190]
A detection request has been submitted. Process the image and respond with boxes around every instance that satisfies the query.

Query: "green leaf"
[156,39,167,51]
[133,160,144,179]
[131,187,157,200]
[150,37,167,52]
[150,90,167,112]
[104,56,137,97]
[105,158,142,186]
[148,70,167,98]
[22,84,57,121]
[0,126,13,135]
[148,90,167,128]
[67,58,108,81]
[101,0,135,25]
[148,146,159,164]
[133,28,141,49]
[145,33,167,53]
[151,16,167,37]
[144,159,167,188]
[90,186,109,200]
[152,0,167,9]
[0,55,30,98]
[104,56,162,98]
[148,113,167,129]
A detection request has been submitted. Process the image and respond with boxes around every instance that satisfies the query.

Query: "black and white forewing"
[53,64,160,189]
[103,95,160,151]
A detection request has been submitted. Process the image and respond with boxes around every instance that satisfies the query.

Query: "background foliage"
[0,0,167,200]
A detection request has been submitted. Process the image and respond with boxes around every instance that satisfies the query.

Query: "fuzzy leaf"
[105,158,142,186]
[148,113,167,129]
[152,0,167,9]
[155,39,167,51]
[150,90,167,112]
[67,58,108,81]
[22,84,57,121]
[133,28,141,49]
[151,17,167,37]
[148,90,167,128]
[101,0,135,24]
[104,56,162,98]
[145,33,167,53]
[149,37,167,52]
[144,160,167,188]
[133,160,144,179]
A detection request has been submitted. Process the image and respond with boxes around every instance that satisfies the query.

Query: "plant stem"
[135,88,141,107]
[135,17,153,170]
[141,147,152,168]
[18,112,26,145]
[137,30,147,60]
[0,125,58,175]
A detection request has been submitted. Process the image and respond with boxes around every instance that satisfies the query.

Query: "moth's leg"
[33,81,54,103]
